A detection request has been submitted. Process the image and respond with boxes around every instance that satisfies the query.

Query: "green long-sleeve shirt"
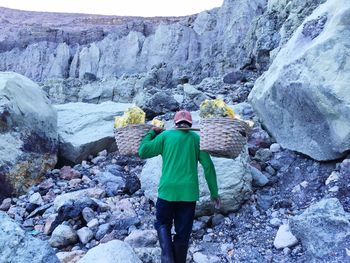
[138,129,218,202]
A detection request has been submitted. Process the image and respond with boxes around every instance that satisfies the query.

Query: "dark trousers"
[155,198,196,245]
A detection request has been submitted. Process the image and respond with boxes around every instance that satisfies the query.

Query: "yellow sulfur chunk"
[151,118,165,128]
[124,107,146,125]
[199,99,235,118]
[114,116,127,128]
[114,106,146,128]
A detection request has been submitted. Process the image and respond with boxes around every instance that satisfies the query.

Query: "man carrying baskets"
[138,110,220,263]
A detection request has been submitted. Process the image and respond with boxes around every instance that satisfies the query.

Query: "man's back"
[139,129,218,201]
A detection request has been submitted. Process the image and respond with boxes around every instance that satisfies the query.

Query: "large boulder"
[0,211,59,263]
[55,101,133,163]
[77,240,142,263]
[0,72,58,202]
[289,198,350,262]
[249,0,350,161]
[140,151,252,216]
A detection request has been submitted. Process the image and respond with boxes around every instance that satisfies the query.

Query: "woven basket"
[200,118,251,158]
[114,124,152,156]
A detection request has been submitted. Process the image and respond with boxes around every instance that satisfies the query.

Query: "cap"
[174,110,192,125]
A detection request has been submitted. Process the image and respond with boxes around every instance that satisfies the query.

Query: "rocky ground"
[1,117,348,262]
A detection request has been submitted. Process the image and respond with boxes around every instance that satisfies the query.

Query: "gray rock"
[0,198,12,211]
[49,224,78,248]
[54,188,105,211]
[0,72,58,201]
[77,227,94,245]
[95,223,111,240]
[82,207,95,223]
[55,101,133,163]
[124,229,158,248]
[289,198,350,261]
[77,240,142,263]
[250,166,269,187]
[0,212,59,263]
[249,0,350,161]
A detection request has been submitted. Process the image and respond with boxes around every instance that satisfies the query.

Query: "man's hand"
[151,126,164,135]
[211,196,221,209]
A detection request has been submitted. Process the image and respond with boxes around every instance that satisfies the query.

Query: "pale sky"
[0,0,224,17]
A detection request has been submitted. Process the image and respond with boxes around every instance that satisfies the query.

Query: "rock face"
[55,101,133,163]
[0,72,58,201]
[0,0,266,83]
[249,0,350,161]
[0,211,59,263]
[140,150,252,216]
[289,198,350,262]
[77,240,142,263]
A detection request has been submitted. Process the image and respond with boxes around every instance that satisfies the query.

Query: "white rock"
[55,101,133,163]
[193,252,221,263]
[54,188,105,211]
[49,225,78,248]
[77,227,94,245]
[29,192,44,206]
[300,181,308,188]
[274,224,298,249]
[87,219,99,228]
[325,171,340,185]
[77,240,141,263]
[270,143,281,153]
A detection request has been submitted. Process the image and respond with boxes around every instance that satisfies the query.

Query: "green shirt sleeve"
[138,130,164,158]
[199,150,219,198]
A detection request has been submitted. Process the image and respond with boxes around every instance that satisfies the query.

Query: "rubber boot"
[157,225,175,263]
[173,242,188,263]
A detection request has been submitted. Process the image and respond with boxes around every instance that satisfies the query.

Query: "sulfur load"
[199,99,235,119]
[114,106,146,128]
[151,118,165,128]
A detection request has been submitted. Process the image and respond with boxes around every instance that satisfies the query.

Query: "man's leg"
[155,198,175,263]
[173,201,196,263]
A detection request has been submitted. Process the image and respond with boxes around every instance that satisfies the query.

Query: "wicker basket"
[114,124,152,156]
[200,118,251,158]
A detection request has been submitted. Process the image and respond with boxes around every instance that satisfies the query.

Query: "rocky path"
[1,128,349,262]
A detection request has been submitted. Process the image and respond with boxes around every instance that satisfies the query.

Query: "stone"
[274,224,298,249]
[56,250,85,263]
[223,71,247,84]
[250,165,269,187]
[29,192,44,205]
[124,229,158,248]
[193,252,221,263]
[77,240,142,263]
[289,198,350,260]
[95,223,111,240]
[44,213,58,235]
[249,0,350,161]
[54,188,105,211]
[211,214,225,227]
[59,166,82,180]
[0,211,59,263]
[82,207,95,223]
[0,72,58,201]
[0,198,12,211]
[49,224,78,248]
[55,101,133,163]
[77,227,94,244]
[325,171,340,185]
[270,143,281,153]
